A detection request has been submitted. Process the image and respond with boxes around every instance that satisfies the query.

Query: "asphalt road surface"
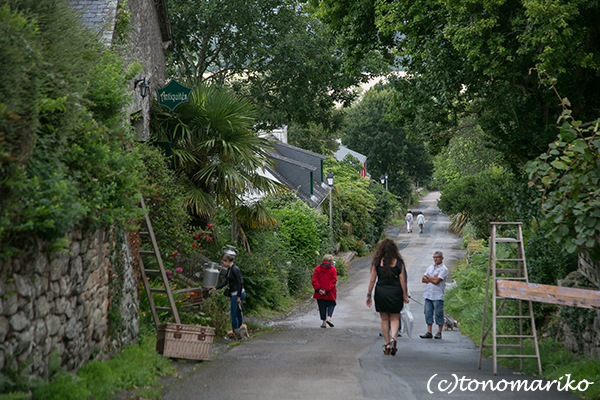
[160,192,582,400]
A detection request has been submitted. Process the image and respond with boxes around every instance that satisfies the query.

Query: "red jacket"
[312,262,337,301]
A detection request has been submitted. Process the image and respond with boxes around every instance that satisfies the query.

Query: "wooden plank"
[496,279,600,309]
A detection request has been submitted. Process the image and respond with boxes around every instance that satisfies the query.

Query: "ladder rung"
[497,334,535,339]
[151,288,167,293]
[144,269,162,275]
[496,276,527,280]
[482,344,523,349]
[140,231,149,236]
[495,268,521,274]
[155,306,175,313]
[496,259,524,262]
[497,316,532,319]
[139,250,156,255]
[495,238,520,243]
[496,354,539,359]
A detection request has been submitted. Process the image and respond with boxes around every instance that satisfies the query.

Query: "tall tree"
[167,0,365,129]
[310,0,600,168]
[342,83,433,200]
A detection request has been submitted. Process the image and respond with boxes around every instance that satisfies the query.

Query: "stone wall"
[0,229,139,377]
[543,271,600,359]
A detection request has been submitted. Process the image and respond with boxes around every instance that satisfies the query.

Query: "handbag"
[224,287,231,297]
[401,303,414,338]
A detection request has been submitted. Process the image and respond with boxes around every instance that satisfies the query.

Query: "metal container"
[203,262,221,288]
[221,245,238,257]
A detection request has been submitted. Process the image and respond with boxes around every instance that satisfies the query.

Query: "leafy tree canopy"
[287,121,341,156]
[167,0,366,129]
[526,110,600,257]
[310,0,600,168]
[342,83,433,200]
[437,166,516,239]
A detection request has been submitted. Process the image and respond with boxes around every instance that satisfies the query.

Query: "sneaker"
[434,332,442,339]
[420,332,433,339]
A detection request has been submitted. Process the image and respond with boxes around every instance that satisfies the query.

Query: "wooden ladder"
[478,222,542,375]
[139,197,181,328]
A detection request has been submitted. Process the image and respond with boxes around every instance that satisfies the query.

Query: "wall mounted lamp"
[134,78,150,99]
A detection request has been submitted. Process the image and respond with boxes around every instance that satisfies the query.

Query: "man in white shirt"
[405,210,413,233]
[420,251,449,339]
[416,212,425,234]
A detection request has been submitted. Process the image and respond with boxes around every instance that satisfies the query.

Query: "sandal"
[383,343,391,355]
[390,339,397,356]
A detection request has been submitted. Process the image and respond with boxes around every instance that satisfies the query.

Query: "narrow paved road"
[160,192,580,400]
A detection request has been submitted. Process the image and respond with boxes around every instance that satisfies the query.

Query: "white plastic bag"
[401,303,414,339]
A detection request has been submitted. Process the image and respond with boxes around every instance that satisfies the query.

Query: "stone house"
[0,0,172,378]
[70,0,172,140]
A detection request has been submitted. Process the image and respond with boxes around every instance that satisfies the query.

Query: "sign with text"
[157,80,193,111]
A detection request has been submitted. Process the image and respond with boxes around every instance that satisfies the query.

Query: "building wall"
[272,158,314,198]
[123,0,169,141]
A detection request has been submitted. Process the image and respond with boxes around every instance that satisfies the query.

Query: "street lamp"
[380,173,389,191]
[134,77,150,99]
[385,173,388,191]
[327,171,334,250]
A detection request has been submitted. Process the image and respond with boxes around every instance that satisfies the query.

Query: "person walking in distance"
[420,251,449,340]
[416,212,425,234]
[405,210,414,233]
[366,239,409,355]
[312,254,337,328]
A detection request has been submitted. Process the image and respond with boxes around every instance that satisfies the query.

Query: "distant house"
[254,129,331,209]
[334,144,368,178]
[69,0,172,140]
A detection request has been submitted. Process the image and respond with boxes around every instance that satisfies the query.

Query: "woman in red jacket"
[312,254,337,328]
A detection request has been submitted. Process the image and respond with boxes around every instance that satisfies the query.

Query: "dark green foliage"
[167,0,361,129]
[437,166,515,239]
[0,0,143,256]
[137,143,194,257]
[525,226,578,286]
[323,156,396,249]
[342,84,433,200]
[526,114,600,256]
[287,121,342,156]
[314,0,600,170]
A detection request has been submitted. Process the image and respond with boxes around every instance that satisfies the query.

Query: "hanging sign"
[156,80,193,111]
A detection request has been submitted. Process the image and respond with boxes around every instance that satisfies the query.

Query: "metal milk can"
[221,245,238,257]
[203,262,221,288]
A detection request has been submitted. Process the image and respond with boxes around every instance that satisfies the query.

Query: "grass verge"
[445,245,600,400]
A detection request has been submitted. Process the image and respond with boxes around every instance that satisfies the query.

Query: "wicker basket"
[156,323,215,360]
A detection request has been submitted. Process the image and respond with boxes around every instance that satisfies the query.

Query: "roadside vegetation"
[2,0,600,399]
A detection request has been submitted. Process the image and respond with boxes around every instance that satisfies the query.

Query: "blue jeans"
[230,290,246,330]
[424,299,444,326]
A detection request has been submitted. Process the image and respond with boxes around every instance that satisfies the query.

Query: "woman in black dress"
[366,238,409,355]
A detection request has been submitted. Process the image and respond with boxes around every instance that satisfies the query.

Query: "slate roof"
[69,0,172,48]
[69,0,118,46]
[334,144,367,164]
[263,136,331,209]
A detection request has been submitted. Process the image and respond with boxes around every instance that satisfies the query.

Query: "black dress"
[374,259,404,313]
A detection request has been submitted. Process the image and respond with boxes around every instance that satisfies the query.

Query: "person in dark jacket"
[312,254,337,328]
[210,253,246,331]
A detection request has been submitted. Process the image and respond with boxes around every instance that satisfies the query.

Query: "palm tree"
[151,83,280,242]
